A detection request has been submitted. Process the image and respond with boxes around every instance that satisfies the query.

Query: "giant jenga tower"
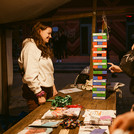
[92,33,107,99]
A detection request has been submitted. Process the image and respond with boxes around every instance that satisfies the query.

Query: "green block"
[97,94,106,97]
[102,59,107,63]
[98,71,102,74]
[102,82,106,86]
[93,71,102,74]
[102,65,107,69]
[93,71,97,74]
[97,48,102,51]
[92,88,97,91]
[102,35,107,39]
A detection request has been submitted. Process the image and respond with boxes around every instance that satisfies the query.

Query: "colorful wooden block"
[92,91,106,94]
[93,63,107,65]
[92,85,106,88]
[93,57,106,60]
[92,33,107,36]
[92,97,106,100]
[93,45,107,48]
[93,42,97,45]
[97,42,103,45]
[92,88,106,91]
[92,93,106,97]
[93,82,106,86]
[98,36,103,39]
[102,42,107,45]
[94,39,107,42]
[93,36,98,39]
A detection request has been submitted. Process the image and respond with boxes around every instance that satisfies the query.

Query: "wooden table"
[4,88,116,134]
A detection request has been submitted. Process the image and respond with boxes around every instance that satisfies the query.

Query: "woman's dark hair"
[31,22,53,58]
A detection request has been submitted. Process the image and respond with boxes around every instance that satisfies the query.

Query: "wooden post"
[0,28,9,115]
[89,0,97,79]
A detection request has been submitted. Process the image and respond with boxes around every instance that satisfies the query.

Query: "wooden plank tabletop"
[4,88,116,134]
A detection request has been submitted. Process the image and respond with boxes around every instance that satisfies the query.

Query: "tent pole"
[89,0,97,79]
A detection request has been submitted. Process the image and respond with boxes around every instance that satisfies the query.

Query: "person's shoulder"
[22,38,36,48]
[22,38,41,55]
[23,38,40,52]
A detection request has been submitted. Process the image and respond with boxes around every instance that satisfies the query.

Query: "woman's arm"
[53,84,58,96]
[23,43,42,94]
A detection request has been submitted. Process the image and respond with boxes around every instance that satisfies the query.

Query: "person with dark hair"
[108,44,134,112]
[18,22,58,112]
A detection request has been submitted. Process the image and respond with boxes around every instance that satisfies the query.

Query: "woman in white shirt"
[18,22,58,111]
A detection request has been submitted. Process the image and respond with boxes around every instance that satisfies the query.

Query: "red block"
[98,76,102,80]
[102,42,107,45]
[93,60,98,63]
[93,42,97,45]
[93,65,98,69]
[102,53,106,57]
[93,53,97,57]
[98,36,102,39]
[98,60,102,62]
[92,48,97,51]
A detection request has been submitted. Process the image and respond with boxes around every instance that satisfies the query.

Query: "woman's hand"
[53,85,58,96]
[108,63,123,73]
[36,91,47,105]
[131,44,134,50]
[37,96,46,105]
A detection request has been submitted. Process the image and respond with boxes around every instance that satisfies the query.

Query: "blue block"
[93,36,98,39]
[102,71,107,74]
[98,65,102,68]
[92,94,97,97]
[94,88,106,91]
[97,42,102,45]
[93,76,98,80]
[93,82,102,85]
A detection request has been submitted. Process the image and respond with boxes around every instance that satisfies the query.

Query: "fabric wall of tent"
[0,0,70,24]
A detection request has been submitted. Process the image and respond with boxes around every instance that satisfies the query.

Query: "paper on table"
[59,88,82,94]
[78,125,109,134]
[41,108,81,119]
[82,109,116,125]
[83,109,116,118]
[29,119,62,128]
[17,127,53,134]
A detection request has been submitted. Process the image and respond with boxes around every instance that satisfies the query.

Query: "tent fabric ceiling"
[0,0,70,24]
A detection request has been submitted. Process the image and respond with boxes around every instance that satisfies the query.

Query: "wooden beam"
[4,6,134,28]
[0,29,9,115]
[36,7,134,22]
[89,0,97,79]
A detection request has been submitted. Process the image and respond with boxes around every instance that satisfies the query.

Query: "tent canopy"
[0,0,70,24]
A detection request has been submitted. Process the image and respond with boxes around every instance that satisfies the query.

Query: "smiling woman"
[40,27,52,44]
[18,22,58,112]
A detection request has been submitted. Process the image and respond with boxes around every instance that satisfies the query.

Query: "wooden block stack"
[92,33,107,99]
